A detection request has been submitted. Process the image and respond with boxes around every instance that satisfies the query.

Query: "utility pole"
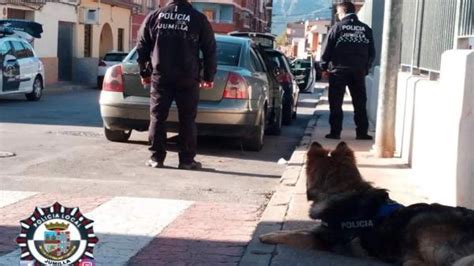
[374,0,403,158]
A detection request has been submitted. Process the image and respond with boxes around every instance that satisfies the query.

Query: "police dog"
[260,142,474,265]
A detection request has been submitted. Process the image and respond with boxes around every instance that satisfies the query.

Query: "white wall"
[365,66,380,126]
[394,50,474,208]
[33,3,78,58]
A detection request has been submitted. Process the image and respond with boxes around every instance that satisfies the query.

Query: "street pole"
[374,0,403,158]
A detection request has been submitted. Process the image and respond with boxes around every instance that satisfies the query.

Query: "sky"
[271,0,332,35]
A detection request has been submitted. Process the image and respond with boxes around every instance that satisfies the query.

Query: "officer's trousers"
[328,68,369,136]
[148,79,199,164]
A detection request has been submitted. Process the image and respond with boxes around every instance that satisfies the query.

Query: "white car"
[97,51,128,88]
[0,20,45,101]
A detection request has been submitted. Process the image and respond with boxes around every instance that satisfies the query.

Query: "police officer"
[137,0,217,170]
[320,1,375,140]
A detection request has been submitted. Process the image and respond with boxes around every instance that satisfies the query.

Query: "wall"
[33,3,78,84]
[365,66,380,126]
[74,0,131,86]
[394,50,474,208]
[357,0,385,68]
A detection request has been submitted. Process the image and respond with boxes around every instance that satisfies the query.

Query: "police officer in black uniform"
[137,0,217,170]
[320,1,375,140]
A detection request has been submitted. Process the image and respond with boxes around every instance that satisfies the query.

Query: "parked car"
[99,35,283,151]
[291,58,316,93]
[97,51,129,89]
[0,20,45,101]
[228,32,299,125]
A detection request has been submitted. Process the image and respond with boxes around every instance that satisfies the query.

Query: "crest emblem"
[16,202,98,265]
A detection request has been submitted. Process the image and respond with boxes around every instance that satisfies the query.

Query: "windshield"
[293,60,311,69]
[104,53,128,62]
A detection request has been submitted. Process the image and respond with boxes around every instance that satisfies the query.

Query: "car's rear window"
[217,42,241,66]
[266,52,290,72]
[126,42,241,66]
[104,53,128,62]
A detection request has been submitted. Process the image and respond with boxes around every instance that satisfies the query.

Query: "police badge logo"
[16,202,98,265]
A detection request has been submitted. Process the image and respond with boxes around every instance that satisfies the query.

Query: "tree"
[276,33,288,47]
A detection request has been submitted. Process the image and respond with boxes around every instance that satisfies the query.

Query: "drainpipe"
[453,0,461,49]
[374,0,403,158]
[410,0,420,74]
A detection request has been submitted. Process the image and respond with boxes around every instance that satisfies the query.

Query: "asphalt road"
[0,87,319,208]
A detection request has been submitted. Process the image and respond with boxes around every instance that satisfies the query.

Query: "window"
[0,42,13,57]
[104,53,128,62]
[146,0,153,9]
[250,49,264,72]
[216,42,241,66]
[84,24,92,57]
[203,9,216,22]
[118,28,124,52]
[12,41,29,59]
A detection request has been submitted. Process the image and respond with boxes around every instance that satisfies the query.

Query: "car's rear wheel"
[25,77,43,101]
[244,110,265,151]
[104,127,132,142]
[267,107,282,135]
[282,97,293,125]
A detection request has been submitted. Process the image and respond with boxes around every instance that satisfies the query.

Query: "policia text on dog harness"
[321,200,404,240]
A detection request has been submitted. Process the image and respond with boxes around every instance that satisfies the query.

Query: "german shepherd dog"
[260,142,474,265]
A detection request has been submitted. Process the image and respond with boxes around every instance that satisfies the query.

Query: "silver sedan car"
[99,35,283,151]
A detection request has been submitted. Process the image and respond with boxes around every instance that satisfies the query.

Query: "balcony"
[0,0,47,7]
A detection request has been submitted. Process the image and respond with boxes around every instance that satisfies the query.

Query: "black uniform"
[137,0,217,164]
[320,14,375,137]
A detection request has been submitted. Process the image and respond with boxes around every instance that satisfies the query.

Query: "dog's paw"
[259,232,280,244]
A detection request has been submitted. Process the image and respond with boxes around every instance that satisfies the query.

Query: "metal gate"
[58,22,73,81]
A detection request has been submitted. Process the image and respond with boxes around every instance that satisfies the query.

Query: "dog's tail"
[453,255,474,266]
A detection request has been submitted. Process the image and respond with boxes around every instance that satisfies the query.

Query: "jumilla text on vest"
[158,12,190,31]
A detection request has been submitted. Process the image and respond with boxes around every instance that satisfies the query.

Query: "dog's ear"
[310,142,323,148]
[307,141,328,158]
[331,142,356,162]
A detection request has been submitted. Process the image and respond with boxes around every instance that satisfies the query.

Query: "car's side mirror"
[272,66,280,77]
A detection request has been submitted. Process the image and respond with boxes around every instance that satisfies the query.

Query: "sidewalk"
[241,91,430,265]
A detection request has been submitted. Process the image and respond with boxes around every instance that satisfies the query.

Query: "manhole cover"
[0,151,16,158]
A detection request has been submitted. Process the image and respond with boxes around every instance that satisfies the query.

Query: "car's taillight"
[223,72,249,99]
[277,72,292,83]
[98,60,107,67]
[102,65,124,92]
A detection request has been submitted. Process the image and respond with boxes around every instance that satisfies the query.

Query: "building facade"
[305,19,331,60]
[131,0,157,46]
[161,0,273,34]
[0,0,135,86]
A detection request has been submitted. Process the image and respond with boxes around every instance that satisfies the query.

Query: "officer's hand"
[200,81,214,90]
[141,77,151,86]
[322,71,330,80]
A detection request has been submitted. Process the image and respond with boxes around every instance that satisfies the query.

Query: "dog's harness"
[321,200,404,239]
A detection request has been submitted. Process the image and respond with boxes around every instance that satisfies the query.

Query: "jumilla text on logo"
[341,220,374,229]
[16,202,98,265]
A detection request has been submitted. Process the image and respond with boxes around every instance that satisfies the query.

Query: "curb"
[239,111,321,266]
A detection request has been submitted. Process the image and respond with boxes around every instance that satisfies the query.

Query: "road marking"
[0,191,37,208]
[85,197,193,265]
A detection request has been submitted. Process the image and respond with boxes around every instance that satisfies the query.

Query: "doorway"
[58,22,74,81]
